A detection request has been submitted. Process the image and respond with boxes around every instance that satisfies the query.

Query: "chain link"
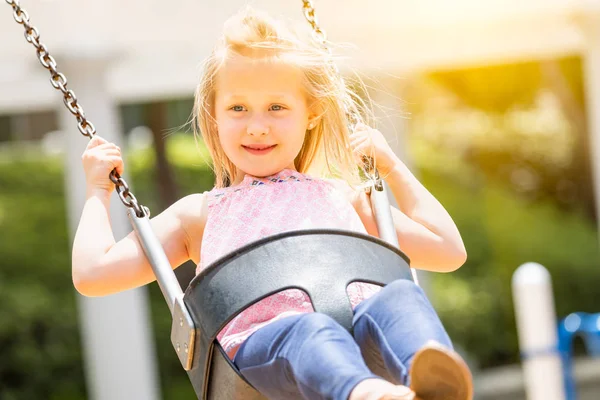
[301,1,380,183]
[302,0,328,48]
[6,0,146,217]
[301,0,355,118]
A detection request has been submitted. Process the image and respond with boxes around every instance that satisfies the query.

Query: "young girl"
[72,8,472,400]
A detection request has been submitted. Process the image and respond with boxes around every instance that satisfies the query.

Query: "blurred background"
[1,0,600,399]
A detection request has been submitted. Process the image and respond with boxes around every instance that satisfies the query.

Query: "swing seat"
[183,229,413,399]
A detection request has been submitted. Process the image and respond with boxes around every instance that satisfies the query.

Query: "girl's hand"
[349,123,398,176]
[81,135,124,195]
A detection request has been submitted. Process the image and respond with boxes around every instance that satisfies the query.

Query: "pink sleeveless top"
[197,169,380,357]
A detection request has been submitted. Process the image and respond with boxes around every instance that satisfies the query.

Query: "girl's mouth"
[242,144,277,155]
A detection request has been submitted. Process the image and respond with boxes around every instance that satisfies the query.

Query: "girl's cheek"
[220,119,243,132]
[276,117,301,131]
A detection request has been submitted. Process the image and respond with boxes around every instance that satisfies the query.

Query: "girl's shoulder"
[169,192,209,223]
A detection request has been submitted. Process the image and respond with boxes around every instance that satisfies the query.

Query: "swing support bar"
[367,184,419,283]
[127,209,196,370]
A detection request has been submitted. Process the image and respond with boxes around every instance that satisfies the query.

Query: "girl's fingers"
[352,142,370,158]
[88,143,119,154]
[353,122,369,132]
[87,138,120,152]
[103,148,121,156]
[108,156,124,175]
[350,137,371,152]
[349,134,369,147]
[353,142,376,160]
[86,135,108,149]
[349,129,369,139]
[97,142,119,149]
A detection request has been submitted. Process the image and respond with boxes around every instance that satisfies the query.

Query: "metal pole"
[127,209,183,314]
[512,262,566,400]
[60,55,161,400]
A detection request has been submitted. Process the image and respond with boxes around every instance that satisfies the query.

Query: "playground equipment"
[558,312,600,400]
[513,262,600,400]
[512,262,566,400]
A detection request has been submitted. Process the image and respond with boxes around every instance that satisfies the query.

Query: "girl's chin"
[241,164,296,178]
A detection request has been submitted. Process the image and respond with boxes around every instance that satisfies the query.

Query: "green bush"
[0,156,85,400]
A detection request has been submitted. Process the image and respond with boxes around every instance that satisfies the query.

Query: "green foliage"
[0,157,85,399]
[420,158,600,368]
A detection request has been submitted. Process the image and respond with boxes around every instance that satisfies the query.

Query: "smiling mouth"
[242,144,277,155]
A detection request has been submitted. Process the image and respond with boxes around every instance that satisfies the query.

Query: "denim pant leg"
[352,279,453,386]
[234,313,379,400]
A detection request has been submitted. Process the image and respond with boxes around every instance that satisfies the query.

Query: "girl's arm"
[72,190,206,297]
[352,165,466,272]
[349,124,467,272]
[72,135,207,297]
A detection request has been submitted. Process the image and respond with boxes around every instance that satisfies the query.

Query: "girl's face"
[214,56,314,183]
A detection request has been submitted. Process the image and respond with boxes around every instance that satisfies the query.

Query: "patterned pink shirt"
[196,168,380,357]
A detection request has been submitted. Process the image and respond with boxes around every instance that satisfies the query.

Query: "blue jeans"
[233,280,452,400]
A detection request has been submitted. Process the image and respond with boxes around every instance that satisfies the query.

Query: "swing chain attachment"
[6,0,147,218]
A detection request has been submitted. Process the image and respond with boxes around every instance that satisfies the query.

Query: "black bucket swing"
[7,0,417,398]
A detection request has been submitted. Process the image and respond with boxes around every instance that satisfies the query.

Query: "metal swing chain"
[302,2,419,285]
[301,0,347,106]
[301,0,382,186]
[5,0,146,217]
[302,0,328,49]
[301,1,420,286]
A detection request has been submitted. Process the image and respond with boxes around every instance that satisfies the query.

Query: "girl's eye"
[270,104,285,111]
[231,105,245,112]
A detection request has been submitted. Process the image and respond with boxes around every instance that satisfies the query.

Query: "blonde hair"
[193,7,373,188]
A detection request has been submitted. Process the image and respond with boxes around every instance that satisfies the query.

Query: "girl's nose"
[247,116,270,136]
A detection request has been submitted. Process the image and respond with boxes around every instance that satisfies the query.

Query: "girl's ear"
[307,99,324,129]
[307,111,322,130]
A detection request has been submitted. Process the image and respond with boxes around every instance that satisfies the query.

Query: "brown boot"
[409,341,473,400]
